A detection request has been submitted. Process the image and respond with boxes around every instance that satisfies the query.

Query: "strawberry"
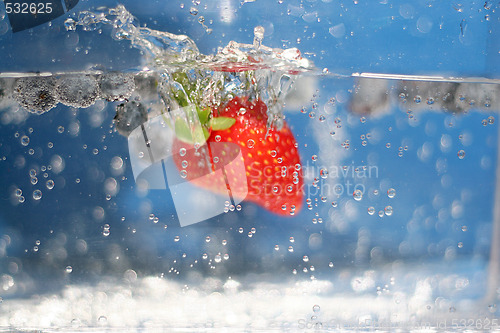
[172,96,303,215]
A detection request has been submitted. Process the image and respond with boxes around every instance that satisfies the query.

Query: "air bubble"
[247,139,255,148]
[368,207,375,215]
[353,189,363,201]
[32,190,42,200]
[387,188,396,198]
[384,206,393,216]
[20,135,30,146]
[46,180,55,190]
[313,305,320,312]
[457,150,465,159]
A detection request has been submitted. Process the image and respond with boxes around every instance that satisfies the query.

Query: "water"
[0,3,499,332]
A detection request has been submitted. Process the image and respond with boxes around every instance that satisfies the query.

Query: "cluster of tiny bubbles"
[457,150,466,160]
[102,223,110,237]
[353,189,363,201]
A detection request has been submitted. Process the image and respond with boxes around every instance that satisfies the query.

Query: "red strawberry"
[172,96,303,215]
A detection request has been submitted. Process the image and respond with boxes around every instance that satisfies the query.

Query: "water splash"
[72,5,314,130]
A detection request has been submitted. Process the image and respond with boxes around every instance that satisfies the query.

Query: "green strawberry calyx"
[166,71,236,145]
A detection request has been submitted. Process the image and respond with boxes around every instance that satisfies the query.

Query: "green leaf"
[209,117,236,131]
[174,118,194,143]
[197,107,211,124]
[174,117,209,145]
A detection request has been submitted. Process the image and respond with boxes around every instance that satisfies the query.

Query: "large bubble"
[55,75,100,108]
[13,77,58,114]
[99,72,136,102]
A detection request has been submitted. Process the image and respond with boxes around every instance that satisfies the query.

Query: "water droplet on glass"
[384,206,393,216]
[274,245,280,251]
[289,236,295,243]
[313,304,320,312]
[458,242,463,248]
[331,201,338,208]
[189,7,198,15]
[214,254,222,263]
[180,170,188,178]
[205,236,211,243]
[66,265,73,273]
[303,255,309,262]
[414,95,421,104]
[368,207,375,215]
[179,148,186,156]
[311,155,318,162]
[462,225,468,232]
[457,150,465,159]
[247,139,255,148]
[288,246,294,252]
[387,188,396,198]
